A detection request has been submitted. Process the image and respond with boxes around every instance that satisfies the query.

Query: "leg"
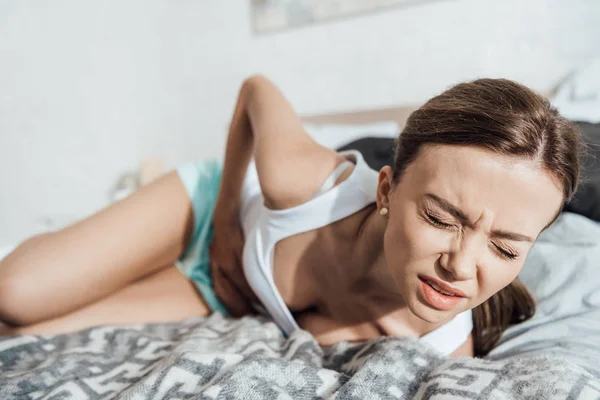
[5,266,210,336]
[0,171,195,326]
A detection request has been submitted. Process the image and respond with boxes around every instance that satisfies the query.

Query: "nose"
[439,233,480,281]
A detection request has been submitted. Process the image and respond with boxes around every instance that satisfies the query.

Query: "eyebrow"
[423,193,534,242]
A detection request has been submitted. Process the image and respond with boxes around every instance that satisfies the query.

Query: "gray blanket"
[0,313,598,399]
[2,212,600,399]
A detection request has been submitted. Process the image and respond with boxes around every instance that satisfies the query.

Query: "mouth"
[417,275,467,311]
[418,275,467,297]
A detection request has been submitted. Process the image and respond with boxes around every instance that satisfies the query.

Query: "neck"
[349,205,446,338]
[352,205,391,287]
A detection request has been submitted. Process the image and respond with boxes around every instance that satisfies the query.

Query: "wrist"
[213,200,240,224]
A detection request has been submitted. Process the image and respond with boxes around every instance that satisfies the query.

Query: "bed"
[1,104,600,399]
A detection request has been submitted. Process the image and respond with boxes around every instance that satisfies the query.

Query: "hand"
[209,212,258,317]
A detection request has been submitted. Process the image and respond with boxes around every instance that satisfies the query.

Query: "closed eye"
[427,212,520,261]
[426,213,454,228]
[493,244,519,260]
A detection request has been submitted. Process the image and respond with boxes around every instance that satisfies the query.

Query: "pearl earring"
[379,207,388,216]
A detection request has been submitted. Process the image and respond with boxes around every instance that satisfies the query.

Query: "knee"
[0,234,53,326]
[0,274,34,327]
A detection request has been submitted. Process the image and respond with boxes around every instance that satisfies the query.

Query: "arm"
[210,75,340,315]
[212,78,254,218]
[215,75,340,213]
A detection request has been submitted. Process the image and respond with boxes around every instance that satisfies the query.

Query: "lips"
[419,275,467,297]
[417,275,467,311]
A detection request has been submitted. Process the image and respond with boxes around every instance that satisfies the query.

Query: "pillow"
[551,56,600,124]
[337,136,396,172]
[489,212,600,378]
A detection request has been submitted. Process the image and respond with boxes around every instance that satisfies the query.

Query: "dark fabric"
[337,123,600,222]
[337,136,396,172]
[563,122,600,222]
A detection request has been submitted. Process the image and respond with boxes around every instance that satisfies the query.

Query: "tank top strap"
[263,150,378,240]
[311,160,356,199]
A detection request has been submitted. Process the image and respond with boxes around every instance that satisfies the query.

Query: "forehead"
[401,144,564,234]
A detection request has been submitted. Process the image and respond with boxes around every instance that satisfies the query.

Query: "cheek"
[475,260,524,305]
[385,208,443,261]
[383,205,441,277]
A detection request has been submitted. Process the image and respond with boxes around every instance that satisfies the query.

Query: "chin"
[408,300,451,323]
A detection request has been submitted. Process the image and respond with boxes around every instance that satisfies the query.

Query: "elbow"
[243,74,268,87]
[241,75,270,98]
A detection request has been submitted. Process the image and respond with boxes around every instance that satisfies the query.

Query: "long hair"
[394,79,583,357]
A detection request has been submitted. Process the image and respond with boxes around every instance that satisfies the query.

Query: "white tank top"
[239,150,472,355]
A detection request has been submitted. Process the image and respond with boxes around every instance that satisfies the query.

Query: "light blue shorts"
[175,159,229,315]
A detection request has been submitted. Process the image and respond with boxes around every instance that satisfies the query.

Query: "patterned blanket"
[1,313,599,399]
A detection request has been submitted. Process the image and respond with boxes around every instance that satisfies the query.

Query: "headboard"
[300,88,555,128]
[301,104,419,129]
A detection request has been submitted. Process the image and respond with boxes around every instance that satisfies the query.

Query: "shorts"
[175,159,229,315]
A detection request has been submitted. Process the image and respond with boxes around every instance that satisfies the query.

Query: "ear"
[376,166,394,212]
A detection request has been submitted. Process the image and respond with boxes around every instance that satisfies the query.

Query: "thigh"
[13,266,211,336]
[0,171,195,324]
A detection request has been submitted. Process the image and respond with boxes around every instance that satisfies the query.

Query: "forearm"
[214,79,256,218]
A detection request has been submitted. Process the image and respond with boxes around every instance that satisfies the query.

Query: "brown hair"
[394,78,583,357]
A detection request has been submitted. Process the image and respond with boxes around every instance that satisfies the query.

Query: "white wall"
[0,0,599,245]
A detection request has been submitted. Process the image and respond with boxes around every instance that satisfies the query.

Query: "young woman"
[0,76,582,358]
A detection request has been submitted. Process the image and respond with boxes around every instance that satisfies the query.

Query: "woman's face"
[378,144,564,325]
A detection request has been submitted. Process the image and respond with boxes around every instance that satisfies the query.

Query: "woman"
[0,76,582,358]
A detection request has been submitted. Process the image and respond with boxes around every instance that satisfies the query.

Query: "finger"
[212,265,254,317]
[219,268,258,311]
[219,258,259,305]
[221,254,256,300]
[211,259,239,311]
[212,253,259,315]
[234,250,260,303]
